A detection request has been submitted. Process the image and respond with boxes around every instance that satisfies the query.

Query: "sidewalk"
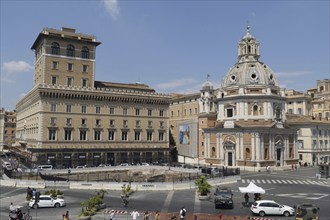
[91,211,250,220]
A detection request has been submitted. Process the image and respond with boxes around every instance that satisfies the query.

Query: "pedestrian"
[154,210,160,220]
[131,209,140,220]
[143,211,149,220]
[244,193,249,205]
[9,202,15,212]
[64,210,70,220]
[295,164,297,171]
[218,211,223,220]
[171,214,177,220]
[179,207,186,220]
[292,164,294,170]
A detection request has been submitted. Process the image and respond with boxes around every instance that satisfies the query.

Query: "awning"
[238,182,265,194]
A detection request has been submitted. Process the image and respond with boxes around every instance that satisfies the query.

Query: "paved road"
[1,167,329,220]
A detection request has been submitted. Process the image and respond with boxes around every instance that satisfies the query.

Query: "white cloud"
[2,61,33,74]
[102,0,120,20]
[156,78,198,89]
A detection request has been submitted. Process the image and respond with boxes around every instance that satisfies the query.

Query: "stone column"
[256,133,261,167]
[219,134,224,160]
[235,133,240,161]
[216,133,220,158]
[251,133,255,160]
[260,134,264,160]
[207,134,211,159]
[240,133,244,160]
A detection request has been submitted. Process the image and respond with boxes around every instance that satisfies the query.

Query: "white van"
[37,165,53,171]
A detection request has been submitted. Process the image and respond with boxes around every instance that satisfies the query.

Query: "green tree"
[195,176,211,196]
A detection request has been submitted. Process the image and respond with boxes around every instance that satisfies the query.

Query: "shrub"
[195,176,211,196]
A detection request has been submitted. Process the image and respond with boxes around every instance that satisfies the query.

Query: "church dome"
[221,26,279,89]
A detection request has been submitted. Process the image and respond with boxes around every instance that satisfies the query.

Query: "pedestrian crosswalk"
[240,179,328,185]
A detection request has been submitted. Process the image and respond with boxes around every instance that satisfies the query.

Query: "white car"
[250,200,294,217]
[29,195,66,209]
[141,163,150,166]
[119,163,129,166]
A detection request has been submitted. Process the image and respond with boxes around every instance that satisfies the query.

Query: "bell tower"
[237,25,260,63]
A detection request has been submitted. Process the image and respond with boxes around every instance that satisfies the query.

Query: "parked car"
[119,163,129,166]
[250,200,294,217]
[29,195,66,209]
[295,203,320,220]
[141,163,150,166]
[214,187,234,209]
[76,165,86,169]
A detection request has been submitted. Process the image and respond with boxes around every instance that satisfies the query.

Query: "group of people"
[128,210,160,220]
[126,207,186,220]
[9,202,23,220]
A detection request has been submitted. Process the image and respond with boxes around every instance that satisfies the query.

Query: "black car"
[214,187,234,209]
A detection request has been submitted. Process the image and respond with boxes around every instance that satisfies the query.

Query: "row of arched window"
[51,42,89,59]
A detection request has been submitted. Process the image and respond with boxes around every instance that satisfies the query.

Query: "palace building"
[14,27,171,168]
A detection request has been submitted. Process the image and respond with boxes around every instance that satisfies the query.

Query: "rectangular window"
[96,106,101,114]
[288,109,293,114]
[160,121,164,128]
[82,79,87,87]
[159,110,164,117]
[94,130,101,140]
[109,120,115,127]
[109,107,115,115]
[189,109,192,115]
[122,131,128,141]
[82,65,89,73]
[148,121,152,127]
[177,110,180,116]
[195,108,198,114]
[48,129,56,140]
[298,108,302,115]
[68,63,74,71]
[64,129,72,140]
[171,111,173,117]
[147,131,152,141]
[66,104,72,113]
[123,107,128,115]
[51,76,57,85]
[67,77,73,87]
[96,119,101,126]
[50,117,56,125]
[51,103,57,112]
[136,120,140,127]
[135,108,140,116]
[227,109,233,117]
[148,109,152,116]
[123,120,128,127]
[81,105,87,113]
[81,119,87,125]
[52,61,59,69]
[135,131,140,141]
[80,130,87,140]
[66,118,72,125]
[108,130,115,140]
[159,132,164,141]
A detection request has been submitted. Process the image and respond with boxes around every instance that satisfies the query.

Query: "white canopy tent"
[238,182,266,194]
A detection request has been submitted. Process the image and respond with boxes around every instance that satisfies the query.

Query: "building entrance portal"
[228,152,233,166]
[276,148,281,166]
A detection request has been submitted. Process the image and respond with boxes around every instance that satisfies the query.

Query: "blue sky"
[1,0,329,110]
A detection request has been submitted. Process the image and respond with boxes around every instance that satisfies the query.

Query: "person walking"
[131,209,140,220]
[218,211,223,220]
[9,202,15,212]
[143,211,149,220]
[154,210,160,220]
[244,193,250,205]
[179,207,186,220]
[63,210,70,220]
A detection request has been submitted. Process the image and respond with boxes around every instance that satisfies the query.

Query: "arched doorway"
[275,137,284,166]
[224,142,235,166]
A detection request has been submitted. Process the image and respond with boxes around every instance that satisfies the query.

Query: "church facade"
[200,27,299,169]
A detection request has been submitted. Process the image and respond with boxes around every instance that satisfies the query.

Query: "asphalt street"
[0,166,329,220]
